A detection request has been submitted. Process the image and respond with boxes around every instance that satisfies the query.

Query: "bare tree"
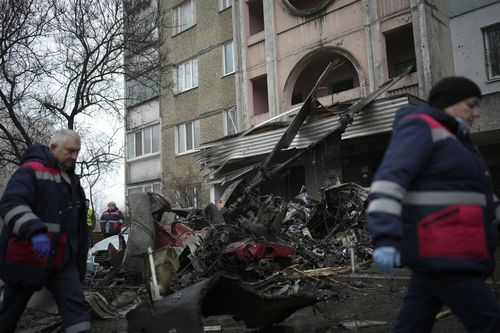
[163,167,205,208]
[0,0,169,192]
[0,0,55,163]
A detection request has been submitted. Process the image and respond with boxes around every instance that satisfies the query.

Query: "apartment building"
[449,0,500,193]
[197,0,462,200]
[124,0,163,198]
[158,0,236,206]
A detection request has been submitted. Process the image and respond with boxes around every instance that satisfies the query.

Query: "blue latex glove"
[31,233,51,260]
[373,246,401,276]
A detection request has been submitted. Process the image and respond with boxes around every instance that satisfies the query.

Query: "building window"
[222,41,235,75]
[127,182,162,197]
[175,58,198,93]
[127,124,160,159]
[219,0,232,11]
[125,72,160,107]
[224,107,237,135]
[484,23,500,80]
[173,0,195,35]
[175,120,200,154]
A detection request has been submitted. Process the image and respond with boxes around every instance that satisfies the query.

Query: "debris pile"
[138,181,372,295]
[85,182,372,331]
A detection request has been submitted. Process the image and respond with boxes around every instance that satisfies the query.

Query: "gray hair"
[49,129,80,146]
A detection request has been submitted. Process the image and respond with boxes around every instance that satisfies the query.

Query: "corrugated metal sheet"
[195,95,416,174]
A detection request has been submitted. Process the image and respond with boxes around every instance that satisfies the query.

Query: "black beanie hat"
[428,76,481,109]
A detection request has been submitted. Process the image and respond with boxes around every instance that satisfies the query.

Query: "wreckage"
[84,63,415,331]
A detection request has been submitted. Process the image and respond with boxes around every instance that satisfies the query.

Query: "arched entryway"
[283,48,365,111]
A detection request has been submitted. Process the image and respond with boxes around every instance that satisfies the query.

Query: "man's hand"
[31,233,51,260]
[373,246,401,276]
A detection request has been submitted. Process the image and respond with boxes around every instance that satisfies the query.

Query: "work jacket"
[0,143,88,289]
[99,208,124,235]
[367,106,500,274]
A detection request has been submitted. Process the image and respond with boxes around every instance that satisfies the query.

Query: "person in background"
[0,129,90,333]
[85,199,96,246]
[99,201,124,238]
[366,76,500,332]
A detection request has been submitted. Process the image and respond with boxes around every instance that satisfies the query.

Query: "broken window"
[384,24,417,78]
[248,0,264,36]
[483,23,500,80]
[289,53,359,105]
[225,107,238,135]
[251,75,269,115]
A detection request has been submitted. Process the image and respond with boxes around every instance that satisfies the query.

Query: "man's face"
[444,96,481,127]
[50,136,81,169]
[108,204,116,210]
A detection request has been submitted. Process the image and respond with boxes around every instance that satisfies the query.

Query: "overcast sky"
[80,111,125,214]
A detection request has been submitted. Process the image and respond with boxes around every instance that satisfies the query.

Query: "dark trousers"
[392,271,500,333]
[0,264,90,333]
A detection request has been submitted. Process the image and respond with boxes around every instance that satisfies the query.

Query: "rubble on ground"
[83,182,372,330]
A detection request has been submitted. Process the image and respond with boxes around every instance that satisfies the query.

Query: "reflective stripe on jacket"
[0,144,88,287]
[367,106,497,274]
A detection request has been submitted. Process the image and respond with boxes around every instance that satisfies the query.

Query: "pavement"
[12,265,500,332]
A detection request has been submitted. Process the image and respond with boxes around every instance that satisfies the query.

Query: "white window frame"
[126,123,161,160]
[174,58,198,93]
[127,182,162,197]
[222,41,235,76]
[219,0,232,11]
[173,0,196,35]
[484,23,500,80]
[224,107,237,136]
[175,120,200,155]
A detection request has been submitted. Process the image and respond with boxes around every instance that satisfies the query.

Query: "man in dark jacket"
[367,77,500,332]
[0,129,90,333]
[99,201,124,238]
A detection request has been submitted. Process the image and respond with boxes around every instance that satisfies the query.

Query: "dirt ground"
[15,265,494,333]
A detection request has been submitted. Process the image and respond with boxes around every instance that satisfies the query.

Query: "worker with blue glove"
[0,129,91,333]
[367,77,500,332]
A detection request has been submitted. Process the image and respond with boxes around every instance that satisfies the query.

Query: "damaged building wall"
[411,0,455,96]
[449,0,500,195]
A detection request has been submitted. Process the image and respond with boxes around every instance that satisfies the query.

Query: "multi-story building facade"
[158,0,236,205]
[124,0,499,205]
[124,0,163,198]
[197,0,467,200]
[449,0,500,193]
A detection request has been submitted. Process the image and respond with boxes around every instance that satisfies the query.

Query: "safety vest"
[87,208,94,228]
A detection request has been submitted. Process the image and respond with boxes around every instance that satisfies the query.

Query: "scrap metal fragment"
[340,320,388,330]
[127,274,316,333]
